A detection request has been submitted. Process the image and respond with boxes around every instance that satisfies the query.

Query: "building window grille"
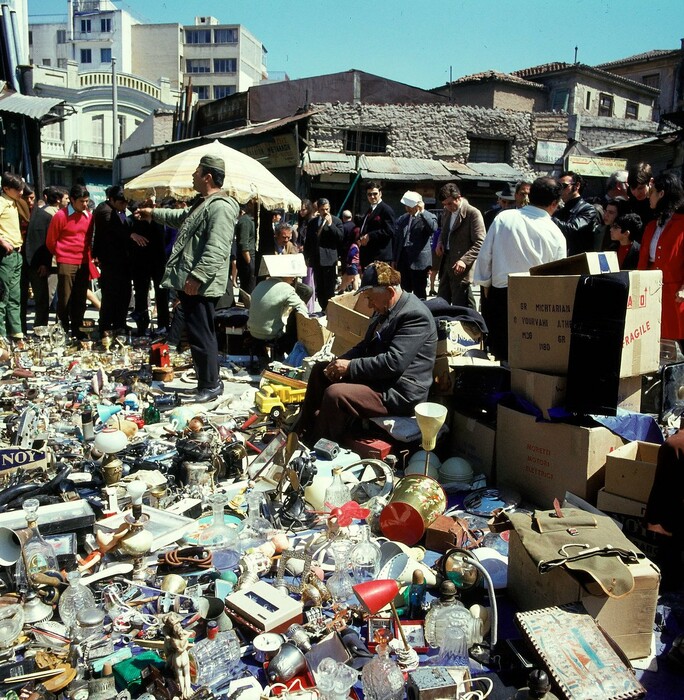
[344,130,387,153]
[468,137,508,163]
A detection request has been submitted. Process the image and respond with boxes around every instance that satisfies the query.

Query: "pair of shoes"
[194,381,224,403]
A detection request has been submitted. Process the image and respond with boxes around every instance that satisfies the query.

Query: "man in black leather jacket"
[553,171,599,256]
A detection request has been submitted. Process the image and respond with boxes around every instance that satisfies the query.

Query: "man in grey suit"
[435,182,486,308]
[304,198,343,312]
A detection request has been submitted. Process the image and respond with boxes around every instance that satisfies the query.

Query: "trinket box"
[225,581,303,633]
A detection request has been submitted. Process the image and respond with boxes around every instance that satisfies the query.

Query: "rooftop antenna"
[574,46,578,64]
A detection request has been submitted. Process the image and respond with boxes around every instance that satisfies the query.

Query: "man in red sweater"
[46,184,94,339]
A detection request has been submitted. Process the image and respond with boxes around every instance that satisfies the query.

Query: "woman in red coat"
[638,172,684,342]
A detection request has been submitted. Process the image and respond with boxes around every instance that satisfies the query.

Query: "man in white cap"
[394,191,437,300]
[137,154,238,402]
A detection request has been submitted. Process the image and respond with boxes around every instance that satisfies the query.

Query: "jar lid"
[76,606,106,627]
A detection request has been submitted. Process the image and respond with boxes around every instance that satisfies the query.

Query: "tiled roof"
[452,70,544,89]
[597,49,681,69]
[512,62,572,79]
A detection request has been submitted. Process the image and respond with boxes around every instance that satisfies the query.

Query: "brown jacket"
[438,198,485,283]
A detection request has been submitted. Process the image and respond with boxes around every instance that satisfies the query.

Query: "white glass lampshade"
[93,427,128,455]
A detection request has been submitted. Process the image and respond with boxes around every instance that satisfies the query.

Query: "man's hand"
[435,241,444,257]
[324,358,350,382]
[37,265,49,278]
[130,232,148,247]
[676,285,684,302]
[359,234,369,247]
[243,251,251,263]
[453,260,466,274]
[0,238,13,254]
[183,276,201,296]
[135,208,154,222]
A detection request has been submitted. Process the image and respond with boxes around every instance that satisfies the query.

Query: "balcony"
[70,140,113,160]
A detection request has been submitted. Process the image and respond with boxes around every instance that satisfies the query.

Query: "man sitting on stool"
[294,261,437,445]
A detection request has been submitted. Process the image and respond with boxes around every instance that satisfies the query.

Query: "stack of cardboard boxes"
[496,254,663,507]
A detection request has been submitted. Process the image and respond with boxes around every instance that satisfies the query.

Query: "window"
[214,58,237,73]
[186,59,210,73]
[100,48,112,63]
[345,130,387,153]
[213,85,236,99]
[468,137,508,163]
[101,18,112,32]
[625,102,639,120]
[57,58,68,68]
[196,85,210,100]
[119,115,126,144]
[28,31,32,45]
[57,29,66,43]
[185,29,211,44]
[551,88,569,112]
[80,48,92,64]
[598,93,613,117]
[80,19,91,33]
[214,28,238,43]
[642,73,660,89]
[42,58,51,66]
[585,91,591,110]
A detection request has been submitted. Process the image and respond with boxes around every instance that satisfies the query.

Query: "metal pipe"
[112,57,118,184]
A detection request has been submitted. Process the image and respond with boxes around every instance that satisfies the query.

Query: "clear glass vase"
[324,467,351,508]
[326,539,354,604]
[349,524,381,584]
[199,493,238,551]
[58,570,97,633]
[361,630,405,700]
[427,620,470,668]
[237,490,274,552]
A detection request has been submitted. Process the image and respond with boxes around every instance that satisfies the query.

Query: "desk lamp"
[414,402,447,476]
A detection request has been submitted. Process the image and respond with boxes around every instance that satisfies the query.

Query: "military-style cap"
[199,154,225,175]
[355,261,401,294]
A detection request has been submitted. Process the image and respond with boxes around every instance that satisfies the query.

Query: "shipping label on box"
[508,270,661,377]
[450,411,496,481]
[507,530,659,660]
[511,369,642,418]
[495,404,625,507]
[604,441,660,503]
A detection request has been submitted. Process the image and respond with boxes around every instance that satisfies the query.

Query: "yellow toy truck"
[255,382,307,419]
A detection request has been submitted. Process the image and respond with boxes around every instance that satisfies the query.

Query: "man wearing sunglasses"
[552,171,600,256]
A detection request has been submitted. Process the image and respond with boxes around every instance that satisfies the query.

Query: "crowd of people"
[2,161,683,373]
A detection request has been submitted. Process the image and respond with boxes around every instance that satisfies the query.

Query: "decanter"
[199,492,239,551]
[18,498,59,589]
[58,570,97,633]
[315,657,358,700]
[237,490,273,552]
[424,580,477,648]
[324,467,351,508]
[349,524,381,584]
[326,538,354,604]
[361,628,405,700]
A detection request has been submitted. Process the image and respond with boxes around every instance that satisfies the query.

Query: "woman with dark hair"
[637,172,684,342]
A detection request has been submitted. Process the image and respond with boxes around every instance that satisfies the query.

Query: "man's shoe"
[194,381,224,403]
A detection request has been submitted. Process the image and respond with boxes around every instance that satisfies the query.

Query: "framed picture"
[366,617,428,653]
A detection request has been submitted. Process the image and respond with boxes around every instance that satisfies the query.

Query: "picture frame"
[366,617,428,653]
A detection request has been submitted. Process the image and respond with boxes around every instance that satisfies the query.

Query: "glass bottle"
[19,498,59,589]
[324,468,351,508]
[199,493,239,551]
[315,657,358,700]
[59,571,97,634]
[326,539,354,604]
[349,524,381,584]
[407,570,428,620]
[427,620,469,668]
[190,624,244,688]
[237,490,273,552]
[424,580,478,649]
[361,628,405,700]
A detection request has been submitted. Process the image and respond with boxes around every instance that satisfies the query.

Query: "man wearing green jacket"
[137,154,239,402]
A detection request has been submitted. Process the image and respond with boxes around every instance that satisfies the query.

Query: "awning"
[0,90,65,120]
[442,161,525,182]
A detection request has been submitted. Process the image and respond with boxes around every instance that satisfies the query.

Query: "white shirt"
[473,205,566,289]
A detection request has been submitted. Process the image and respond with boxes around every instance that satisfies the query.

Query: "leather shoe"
[194,381,224,403]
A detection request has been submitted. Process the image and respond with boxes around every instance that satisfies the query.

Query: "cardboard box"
[495,404,625,507]
[510,369,642,418]
[604,441,660,503]
[436,319,483,357]
[529,251,619,276]
[295,313,332,355]
[432,352,502,397]
[507,530,659,659]
[508,270,662,377]
[450,411,496,481]
[596,488,657,559]
[326,291,372,356]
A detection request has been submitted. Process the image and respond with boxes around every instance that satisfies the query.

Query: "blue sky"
[27,0,684,90]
